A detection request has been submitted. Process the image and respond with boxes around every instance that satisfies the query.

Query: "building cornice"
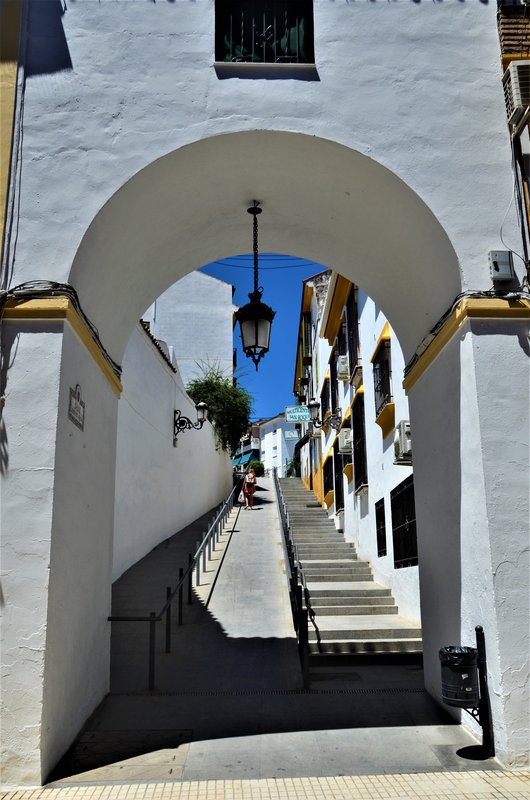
[2,298,123,396]
[403,297,530,393]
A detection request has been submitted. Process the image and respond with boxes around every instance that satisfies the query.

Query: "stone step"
[306,572,373,582]
[310,595,394,606]
[307,582,390,595]
[303,560,371,570]
[309,625,421,641]
[295,542,356,561]
[313,605,399,616]
[308,638,423,655]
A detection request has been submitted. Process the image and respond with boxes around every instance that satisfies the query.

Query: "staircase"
[278,477,422,662]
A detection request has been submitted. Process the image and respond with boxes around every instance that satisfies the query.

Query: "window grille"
[216,0,315,64]
[351,394,368,491]
[375,498,387,557]
[346,286,360,375]
[373,340,393,417]
[330,352,338,413]
[390,475,418,569]
[337,318,347,357]
[333,439,344,512]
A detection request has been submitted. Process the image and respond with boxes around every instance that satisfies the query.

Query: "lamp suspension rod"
[248,201,262,294]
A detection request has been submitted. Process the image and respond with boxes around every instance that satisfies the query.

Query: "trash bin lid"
[439,646,477,666]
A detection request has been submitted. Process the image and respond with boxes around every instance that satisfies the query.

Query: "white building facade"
[1,0,529,783]
[258,414,298,478]
[143,271,237,387]
[295,272,419,624]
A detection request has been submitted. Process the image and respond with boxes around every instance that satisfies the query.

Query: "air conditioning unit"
[394,420,412,464]
[503,61,530,127]
[338,428,353,453]
[337,354,350,381]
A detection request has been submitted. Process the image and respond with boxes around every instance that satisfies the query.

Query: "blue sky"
[200,254,328,420]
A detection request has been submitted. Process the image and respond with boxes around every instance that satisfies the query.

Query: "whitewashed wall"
[2,0,529,779]
[113,324,233,581]
[143,272,237,388]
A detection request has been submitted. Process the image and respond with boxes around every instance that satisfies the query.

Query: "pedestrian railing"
[108,482,239,690]
[272,469,321,688]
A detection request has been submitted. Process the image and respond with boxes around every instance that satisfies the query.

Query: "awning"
[239,452,254,466]
[232,455,242,466]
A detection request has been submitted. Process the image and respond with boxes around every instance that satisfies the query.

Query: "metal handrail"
[272,469,321,686]
[108,482,239,690]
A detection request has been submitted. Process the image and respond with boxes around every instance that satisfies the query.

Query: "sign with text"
[285,430,299,440]
[285,405,310,422]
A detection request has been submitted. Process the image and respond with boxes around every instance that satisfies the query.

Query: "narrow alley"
[49,478,499,786]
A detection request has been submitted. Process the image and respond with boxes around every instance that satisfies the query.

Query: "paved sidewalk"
[2,771,529,800]
[42,478,522,792]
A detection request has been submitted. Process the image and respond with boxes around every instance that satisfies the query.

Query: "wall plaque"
[68,384,85,431]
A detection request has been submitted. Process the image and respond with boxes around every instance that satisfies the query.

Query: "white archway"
[69,131,462,364]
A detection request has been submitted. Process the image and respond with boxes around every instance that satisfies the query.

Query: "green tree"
[248,460,265,477]
[186,366,252,455]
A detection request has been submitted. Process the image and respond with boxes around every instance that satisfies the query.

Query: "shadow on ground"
[49,503,494,783]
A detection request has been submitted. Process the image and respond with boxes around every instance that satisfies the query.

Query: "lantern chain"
[253,207,259,294]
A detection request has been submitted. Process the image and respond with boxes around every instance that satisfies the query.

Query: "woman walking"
[242,468,257,510]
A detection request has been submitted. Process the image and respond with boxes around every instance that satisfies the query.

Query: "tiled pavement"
[2,771,529,800]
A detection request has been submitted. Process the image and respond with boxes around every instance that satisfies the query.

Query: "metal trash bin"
[439,646,480,708]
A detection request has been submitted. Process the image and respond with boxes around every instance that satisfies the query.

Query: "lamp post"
[235,202,276,370]
[308,398,342,431]
[173,401,208,445]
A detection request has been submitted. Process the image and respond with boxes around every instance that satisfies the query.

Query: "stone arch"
[69,130,462,364]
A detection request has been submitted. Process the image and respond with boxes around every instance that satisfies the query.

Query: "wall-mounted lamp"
[235,201,276,371]
[174,402,208,445]
[308,399,342,432]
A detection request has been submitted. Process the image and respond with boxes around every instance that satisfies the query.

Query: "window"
[351,393,368,492]
[375,498,387,557]
[320,378,330,420]
[390,475,418,569]
[333,439,344,513]
[346,286,360,375]
[215,1,315,64]
[323,455,334,497]
[372,340,393,417]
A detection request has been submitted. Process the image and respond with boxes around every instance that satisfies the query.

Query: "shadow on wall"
[25,0,72,77]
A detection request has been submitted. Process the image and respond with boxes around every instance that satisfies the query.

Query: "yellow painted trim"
[502,54,530,73]
[322,274,351,345]
[303,475,311,491]
[0,0,22,256]
[343,462,354,483]
[403,298,530,393]
[375,402,395,440]
[2,299,123,396]
[324,489,334,509]
[352,383,364,405]
[342,404,351,422]
[370,321,391,363]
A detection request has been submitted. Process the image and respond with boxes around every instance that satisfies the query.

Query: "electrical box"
[488,250,516,283]
[339,428,353,453]
[337,354,350,381]
[394,420,412,464]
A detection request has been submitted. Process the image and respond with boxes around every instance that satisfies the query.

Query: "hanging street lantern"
[235,202,276,371]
